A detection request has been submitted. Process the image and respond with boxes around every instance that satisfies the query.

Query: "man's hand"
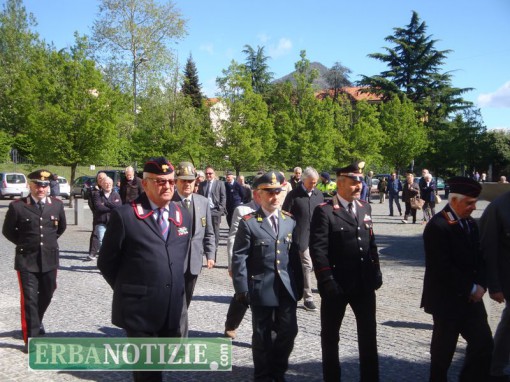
[319,277,341,298]
[207,259,215,269]
[490,292,505,303]
[469,284,486,303]
[235,292,250,306]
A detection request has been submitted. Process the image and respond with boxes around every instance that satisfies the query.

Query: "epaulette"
[281,210,293,218]
[242,212,255,221]
[356,199,368,206]
[441,210,459,225]
[132,202,154,220]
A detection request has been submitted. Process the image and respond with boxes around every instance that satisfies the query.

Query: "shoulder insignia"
[242,212,255,221]
[256,213,264,222]
[281,210,293,219]
[441,210,459,225]
[356,199,367,206]
[168,202,183,227]
[132,202,154,220]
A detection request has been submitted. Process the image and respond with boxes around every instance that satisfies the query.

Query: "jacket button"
[165,284,170,288]
[276,250,280,254]
[277,260,280,264]
[359,247,363,251]
[276,240,280,244]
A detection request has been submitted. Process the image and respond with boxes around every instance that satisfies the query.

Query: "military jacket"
[310,197,381,294]
[2,196,66,273]
[232,208,303,306]
[98,193,191,333]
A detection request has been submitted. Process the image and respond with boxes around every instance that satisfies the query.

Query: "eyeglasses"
[146,178,175,187]
[205,172,214,175]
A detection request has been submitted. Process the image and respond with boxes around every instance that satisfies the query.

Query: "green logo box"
[28,337,232,371]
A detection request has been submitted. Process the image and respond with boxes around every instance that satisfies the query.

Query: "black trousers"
[430,302,493,382]
[125,328,181,382]
[251,297,298,382]
[225,295,248,330]
[17,270,57,343]
[89,222,100,256]
[184,270,197,308]
[321,290,379,382]
[404,201,417,222]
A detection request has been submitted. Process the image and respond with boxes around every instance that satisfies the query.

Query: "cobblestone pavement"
[0,194,504,382]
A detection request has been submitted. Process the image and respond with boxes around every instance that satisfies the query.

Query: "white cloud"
[199,43,214,55]
[257,33,270,43]
[267,37,293,58]
[477,81,510,108]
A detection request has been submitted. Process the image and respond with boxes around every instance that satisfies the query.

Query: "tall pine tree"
[182,54,203,108]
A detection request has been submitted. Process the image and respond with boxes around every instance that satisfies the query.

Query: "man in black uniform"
[98,157,191,382]
[232,171,303,382]
[310,161,382,382]
[421,177,494,382]
[2,169,67,351]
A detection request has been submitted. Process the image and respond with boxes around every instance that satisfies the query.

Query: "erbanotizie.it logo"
[28,338,232,371]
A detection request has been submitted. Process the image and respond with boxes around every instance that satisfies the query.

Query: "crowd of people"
[2,159,510,382]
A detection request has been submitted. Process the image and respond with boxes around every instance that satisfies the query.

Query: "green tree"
[345,101,384,166]
[481,129,510,178]
[181,54,203,109]
[428,108,487,176]
[216,60,275,173]
[325,61,352,101]
[91,0,187,113]
[0,0,41,158]
[379,96,428,172]
[33,35,123,183]
[133,86,215,167]
[242,44,274,95]
[359,11,471,123]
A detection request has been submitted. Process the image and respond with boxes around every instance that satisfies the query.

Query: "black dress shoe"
[39,324,45,335]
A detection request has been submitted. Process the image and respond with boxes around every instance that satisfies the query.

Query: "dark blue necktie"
[157,208,168,239]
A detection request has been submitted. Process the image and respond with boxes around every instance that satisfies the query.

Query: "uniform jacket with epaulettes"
[2,196,66,273]
[310,197,382,294]
[232,208,304,306]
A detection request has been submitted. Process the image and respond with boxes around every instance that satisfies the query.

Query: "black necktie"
[348,202,357,221]
[37,201,44,212]
[460,219,470,234]
[270,215,278,236]
[184,198,190,210]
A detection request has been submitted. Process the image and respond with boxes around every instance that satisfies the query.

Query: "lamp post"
[133,57,148,117]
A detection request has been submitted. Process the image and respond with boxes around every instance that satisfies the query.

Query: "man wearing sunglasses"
[3,169,67,352]
[197,166,226,261]
[98,157,191,382]
[232,171,303,382]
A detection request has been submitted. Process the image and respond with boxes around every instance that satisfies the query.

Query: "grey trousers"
[299,248,314,302]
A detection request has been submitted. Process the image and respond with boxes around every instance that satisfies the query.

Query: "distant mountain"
[273,62,330,90]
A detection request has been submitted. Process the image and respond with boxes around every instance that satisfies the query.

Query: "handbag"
[410,196,425,210]
[435,194,442,204]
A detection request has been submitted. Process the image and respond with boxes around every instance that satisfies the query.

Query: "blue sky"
[16,0,510,130]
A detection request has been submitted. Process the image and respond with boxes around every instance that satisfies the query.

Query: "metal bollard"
[74,198,84,225]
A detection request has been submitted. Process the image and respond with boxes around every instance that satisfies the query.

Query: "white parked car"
[57,176,71,199]
[0,172,29,199]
